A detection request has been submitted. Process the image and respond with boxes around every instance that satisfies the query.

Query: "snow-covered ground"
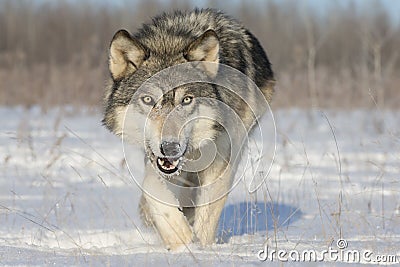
[0,107,399,266]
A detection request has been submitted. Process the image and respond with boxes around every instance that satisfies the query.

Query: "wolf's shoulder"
[135,8,244,39]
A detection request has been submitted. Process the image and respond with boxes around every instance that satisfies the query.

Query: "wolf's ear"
[109,29,147,80]
[185,29,219,77]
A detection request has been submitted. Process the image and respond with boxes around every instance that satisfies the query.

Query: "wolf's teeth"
[155,156,185,175]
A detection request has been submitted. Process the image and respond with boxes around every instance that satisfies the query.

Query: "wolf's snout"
[156,141,184,175]
[160,141,181,158]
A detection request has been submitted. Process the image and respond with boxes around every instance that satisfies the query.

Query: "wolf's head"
[103,29,222,176]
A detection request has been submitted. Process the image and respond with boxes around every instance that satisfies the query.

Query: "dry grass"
[0,0,399,109]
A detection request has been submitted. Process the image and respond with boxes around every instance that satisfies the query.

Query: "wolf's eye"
[182,96,193,105]
[141,96,154,105]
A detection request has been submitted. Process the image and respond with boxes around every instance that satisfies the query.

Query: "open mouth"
[146,143,187,176]
[156,156,182,175]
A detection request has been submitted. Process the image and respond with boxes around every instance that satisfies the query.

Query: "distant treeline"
[0,0,399,109]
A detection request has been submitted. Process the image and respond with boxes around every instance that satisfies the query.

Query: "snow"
[0,107,399,265]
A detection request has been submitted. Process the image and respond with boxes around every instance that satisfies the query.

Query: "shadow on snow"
[217,201,302,243]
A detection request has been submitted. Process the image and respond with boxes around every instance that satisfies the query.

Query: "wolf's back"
[135,8,274,101]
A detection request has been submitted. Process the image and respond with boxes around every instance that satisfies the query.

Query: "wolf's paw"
[164,220,193,251]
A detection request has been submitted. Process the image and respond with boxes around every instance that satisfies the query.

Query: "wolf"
[102,8,274,250]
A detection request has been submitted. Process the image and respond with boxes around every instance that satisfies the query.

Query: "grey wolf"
[102,8,274,250]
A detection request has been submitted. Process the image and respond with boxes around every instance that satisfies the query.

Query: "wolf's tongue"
[157,157,180,174]
[163,159,173,168]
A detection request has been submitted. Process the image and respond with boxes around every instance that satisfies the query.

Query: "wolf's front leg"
[193,162,232,246]
[193,192,228,246]
[142,164,193,250]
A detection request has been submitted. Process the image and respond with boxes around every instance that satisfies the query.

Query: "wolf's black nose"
[160,141,182,158]
[160,141,181,158]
